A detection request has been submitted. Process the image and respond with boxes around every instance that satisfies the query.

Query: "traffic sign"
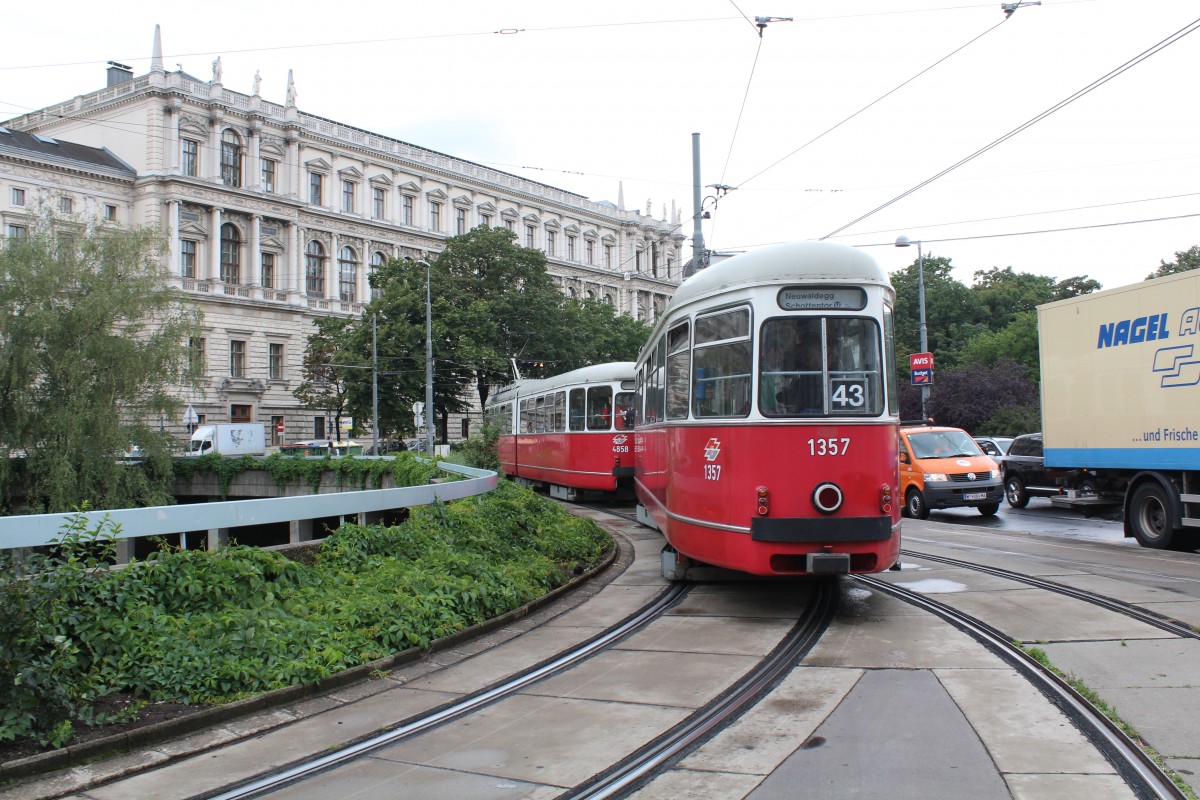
[183,404,199,425]
[276,421,285,434]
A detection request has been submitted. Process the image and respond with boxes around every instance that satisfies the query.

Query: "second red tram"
[631,241,901,577]
[485,363,638,500]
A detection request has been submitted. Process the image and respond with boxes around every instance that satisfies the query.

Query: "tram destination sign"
[777,286,866,311]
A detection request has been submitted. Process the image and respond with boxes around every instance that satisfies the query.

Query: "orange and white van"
[898,424,1002,519]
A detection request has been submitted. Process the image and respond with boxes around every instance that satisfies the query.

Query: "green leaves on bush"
[0,481,609,748]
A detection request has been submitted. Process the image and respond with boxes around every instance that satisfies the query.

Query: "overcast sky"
[3,0,1197,291]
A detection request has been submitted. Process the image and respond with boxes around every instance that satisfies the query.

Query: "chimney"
[107,61,133,87]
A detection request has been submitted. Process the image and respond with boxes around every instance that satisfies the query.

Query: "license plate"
[964,492,986,501]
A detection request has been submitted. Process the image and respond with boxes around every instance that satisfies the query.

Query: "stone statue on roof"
[211,56,222,84]
[252,70,261,95]
[286,69,298,106]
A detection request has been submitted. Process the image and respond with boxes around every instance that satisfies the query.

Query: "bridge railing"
[0,461,497,552]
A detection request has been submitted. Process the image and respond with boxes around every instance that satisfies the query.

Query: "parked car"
[898,423,1003,519]
[1001,432,1097,508]
[973,436,1014,458]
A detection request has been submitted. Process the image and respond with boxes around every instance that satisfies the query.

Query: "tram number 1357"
[808,437,851,456]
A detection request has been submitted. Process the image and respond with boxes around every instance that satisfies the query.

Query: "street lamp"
[419,259,434,458]
[895,235,929,420]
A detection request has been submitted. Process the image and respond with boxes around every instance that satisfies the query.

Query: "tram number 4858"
[808,437,850,456]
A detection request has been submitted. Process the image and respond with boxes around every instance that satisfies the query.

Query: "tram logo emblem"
[703,438,722,461]
[612,434,628,445]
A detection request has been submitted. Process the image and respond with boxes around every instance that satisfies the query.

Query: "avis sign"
[910,352,934,386]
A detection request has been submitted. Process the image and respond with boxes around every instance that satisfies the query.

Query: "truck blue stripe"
[1046,447,1200,471]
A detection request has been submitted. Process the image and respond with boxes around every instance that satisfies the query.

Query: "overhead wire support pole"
[754,16,792,38]
[372,313,379,456]
[422,259,434,458]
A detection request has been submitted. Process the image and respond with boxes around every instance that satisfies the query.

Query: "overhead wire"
[819,15,1200,240]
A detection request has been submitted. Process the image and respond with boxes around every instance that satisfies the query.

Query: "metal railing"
[0,461,497,551]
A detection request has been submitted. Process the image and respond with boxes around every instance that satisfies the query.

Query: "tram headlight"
[812,482,844,515]
[755,485,769,516]
[881,483,893,514]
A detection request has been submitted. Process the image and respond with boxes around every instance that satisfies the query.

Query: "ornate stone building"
[2,29,685,447]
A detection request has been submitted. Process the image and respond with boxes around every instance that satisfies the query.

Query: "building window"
[567,235,576,261]
[586,239,595,265]
[220,129,242,187]
[230,340,246,378]
[546,230,556,257]
[456,207,467,235]
[635,250,643,272]
[370,251,386,299]
[372,187,385,219]
[181,139,199,176]
[309,172,324,205]
[189,337,206,373]
[525,225,535,248]
[261,159,276,193]
[313,416,326,440]
[230,404,252,423]
[505,218,515,232]
[480,213,492,228]
[461,419,470,439]
[268,343,284,380]
[220,223,240,284]
[58,196,73,214]
[270,415,284,446]
[604,244,613,268]
[402,194,414,226]
[342,179,355,213]
[11,187,25,206]
[305,240,325,296]
[7,224,27,239]
[261,251,275,289]
[339,246,357,302]
[103,204,117,221]
[180,239,197,278]
[430,201,442,231]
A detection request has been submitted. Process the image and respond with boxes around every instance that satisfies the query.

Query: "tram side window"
[631,366,644,429]
[569,388,586,431]
[553,391,566,432]
[644,342,660,424]
[503,403,513,435]
[615,391,636,430]
[587,386,613,430]
[694,306,751,418]
[665,322,690,420]
[883,304,899,416]
[520,398,535,433]
[653,336,667,423]
[534,396,546,433]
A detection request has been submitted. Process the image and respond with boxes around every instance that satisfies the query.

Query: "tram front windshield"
[759,317,883,417]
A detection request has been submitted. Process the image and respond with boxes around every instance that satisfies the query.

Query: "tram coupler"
[806,552,851,574]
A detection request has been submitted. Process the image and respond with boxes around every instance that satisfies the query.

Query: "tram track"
[865,548,1195,799]
[205,580,691,799]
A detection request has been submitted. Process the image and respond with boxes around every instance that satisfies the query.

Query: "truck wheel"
[977,502,999,517]
[905,488,929,520]
[1129,483,1176,549]
[1005,476,1029,508]
[1077,477,1099,497]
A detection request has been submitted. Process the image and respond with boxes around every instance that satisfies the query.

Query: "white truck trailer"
[186,423,266,458]
[1039,269,1200,550]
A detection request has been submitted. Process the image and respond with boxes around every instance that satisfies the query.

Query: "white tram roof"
[670,241,890,312]
[489,361,637,405]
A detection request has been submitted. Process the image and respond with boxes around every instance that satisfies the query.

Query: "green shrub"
[0,481,609,746]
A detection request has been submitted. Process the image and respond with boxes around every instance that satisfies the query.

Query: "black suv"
[1001,432,1094,507]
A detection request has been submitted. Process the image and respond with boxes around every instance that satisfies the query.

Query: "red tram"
[631,241,901,577]
[485,363,638,501]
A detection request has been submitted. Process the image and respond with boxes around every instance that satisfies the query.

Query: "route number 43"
[808,437,850,456]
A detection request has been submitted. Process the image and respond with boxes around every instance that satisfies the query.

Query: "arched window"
[305,240,325,297]
[603,293,613,305]
[221,129,242,187]
[586,289,596,300]
[370,251,387,299]
[220,223,240,284]
[339,246,358,302]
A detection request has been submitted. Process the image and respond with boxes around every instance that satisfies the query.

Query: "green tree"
[0,210,201,512]
[294,316,357,441]
[891,253,987,373]
[1146,245,1200,279]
